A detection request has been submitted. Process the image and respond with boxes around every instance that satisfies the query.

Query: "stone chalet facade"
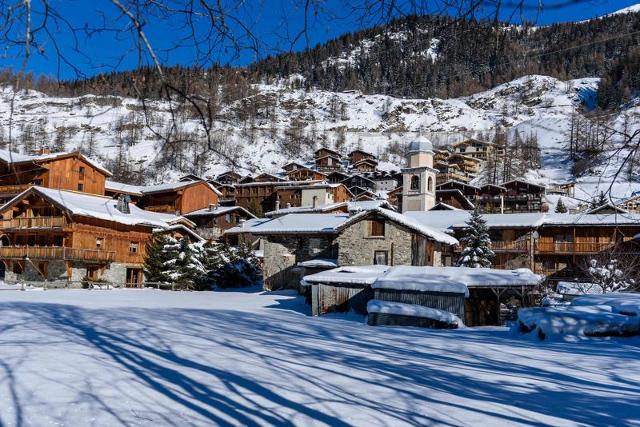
[224,208,458,290]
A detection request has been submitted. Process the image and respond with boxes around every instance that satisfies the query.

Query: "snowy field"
[0,288,638,426]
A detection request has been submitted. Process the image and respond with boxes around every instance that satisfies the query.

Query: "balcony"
[0,246,116,263]
[1,216,67,230]
[0,183,32,195]
[491,240,529,252]
[535,241,616,254]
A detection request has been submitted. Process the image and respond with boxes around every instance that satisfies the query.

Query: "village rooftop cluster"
[0,140,638,329]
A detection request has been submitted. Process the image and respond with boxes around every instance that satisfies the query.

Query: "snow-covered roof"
[232,213,352,235]
[235,180,323,188]
[264,202,347,217]
[373,266,542,293]
[105,180,144,196]
[430,202,462,211]
[155,224,205,242]
[367,300,463,325]
[222,218,271,234]
[341,208,458,245]
[0,149,112,176]
[297,259,339,268]
[185,205,256,219]
[409,211,640,231]
[301,265,391,286]
[347,200,395,212]
[141,180,222,196]
[3,186,185,229]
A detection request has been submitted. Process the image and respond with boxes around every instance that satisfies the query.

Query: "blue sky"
[4,0,638,80]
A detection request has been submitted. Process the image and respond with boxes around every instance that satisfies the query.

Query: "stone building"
[224,207,458,290]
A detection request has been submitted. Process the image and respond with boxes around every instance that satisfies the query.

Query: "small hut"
[302,265,543,326]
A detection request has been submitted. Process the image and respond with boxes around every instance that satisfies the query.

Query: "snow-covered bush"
[456,208,495,268]
[586,259,635,293]
[144,235,261,290]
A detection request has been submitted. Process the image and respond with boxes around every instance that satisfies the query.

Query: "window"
[225,213,232,223]
[77,183,84,192]
[427,177,433,192]
[96,237,104,249]
[374,251,388,265]
[78,166,85,178]
[369,219,385,237]
[31,179,43,186]
[410,175,420,191]
[129,241,139,253]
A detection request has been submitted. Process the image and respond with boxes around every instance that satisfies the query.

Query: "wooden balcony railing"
[491,241,529,252]
[0,246,116,262]
[0,183,32,195]
[535,241,616,254]
[1,216,67,229]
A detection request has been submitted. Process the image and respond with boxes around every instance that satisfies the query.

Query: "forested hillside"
[2,8,640,109]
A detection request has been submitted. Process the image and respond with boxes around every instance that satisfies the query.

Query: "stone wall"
[336,219,412,266]
[263,235,336,290]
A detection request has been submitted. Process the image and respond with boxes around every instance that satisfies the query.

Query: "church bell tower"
[401,137,437,212]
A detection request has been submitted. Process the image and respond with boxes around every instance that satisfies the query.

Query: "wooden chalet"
[452,139,504,161]
[0,149,112,202]
[500,180,546,213]
[348,150,376,165]
[215,171,243,184]
[137,180,221,215]
[351,158,379,173]
[185,205,256,240]
[620,194,640,213]
[436,180,481,198]
[208,181,236,205]
[235,180,322,216]
[0,186,196,286]
[434,189,475,210]
[285,168,327,181]
[315,154,343,172]
[326,171,350,184]
[281,162,307,172]
[314,148,342,160]
[342,174,376,191]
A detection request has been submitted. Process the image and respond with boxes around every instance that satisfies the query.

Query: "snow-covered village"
[0,1,640,426]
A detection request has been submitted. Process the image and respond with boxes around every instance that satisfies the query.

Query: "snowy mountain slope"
[1,75,639,203]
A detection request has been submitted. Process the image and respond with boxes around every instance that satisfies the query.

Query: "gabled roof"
[217,170,243,179]
[281,161,307,170]
[155,224,205,242]
[436,180,481,192]
[184,205,256,219]
[586,203,628,214]
[315,154,343,162]
[452,138,496,147]
[435,189,475,210]
[348,149,376,158]
[105,180,145,197]
[141,180,222,196]
[481,184,507,191]
[1,186,190,229]
[0,149,112,176]
[224,207,458,245]
[501,179,546,190]
[430,202,462,211]
[342,174,376,185]
[315,147,342,157]
[352,158,379,167]
[254,173,285,182]
[339,208,458,245]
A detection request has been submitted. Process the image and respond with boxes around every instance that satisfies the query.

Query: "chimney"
[275,200,280,211]
[116,194,131,214]
[208,203,218,212]
[38,147,51,155]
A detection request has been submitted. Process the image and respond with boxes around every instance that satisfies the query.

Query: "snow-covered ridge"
[1,74,639,202]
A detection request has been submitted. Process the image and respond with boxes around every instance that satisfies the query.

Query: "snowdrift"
[517,293,640,340]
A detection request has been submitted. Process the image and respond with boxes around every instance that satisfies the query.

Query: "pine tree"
[457,208,495,268]
[143,235,174,284]
[555,198,568,213]
[590,191,608,209]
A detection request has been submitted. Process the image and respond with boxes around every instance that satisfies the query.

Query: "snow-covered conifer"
[456,208,495,268]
